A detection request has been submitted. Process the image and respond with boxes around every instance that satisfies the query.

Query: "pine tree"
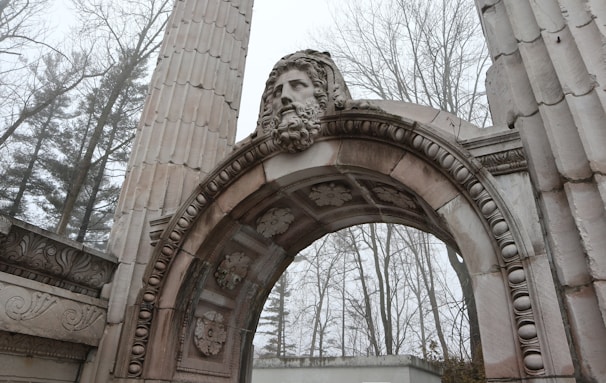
[258,272,296,357]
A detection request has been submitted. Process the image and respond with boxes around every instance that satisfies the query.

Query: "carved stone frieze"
[309,182,352,207]
[62,304,105,332]
[193,311,227,356]
[214,252,251,290]
[0,219,117,297]
[0,281,106,346]
[256,208,295,238]
[477,148,527,175]
[4,290,58,321]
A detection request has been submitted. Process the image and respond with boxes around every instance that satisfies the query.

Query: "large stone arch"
[116,100,569,382]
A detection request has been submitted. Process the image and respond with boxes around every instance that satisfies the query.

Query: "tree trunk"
[8,112,53,216]
[55,66,133,235]
[348,227,381,355]
[76,123,116,242]
[368,223,394,354]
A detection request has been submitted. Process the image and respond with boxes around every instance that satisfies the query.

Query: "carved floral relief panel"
[0,281,106,346]
[214,252,251,290]
[256,208,295,238]
[193,311,227,357]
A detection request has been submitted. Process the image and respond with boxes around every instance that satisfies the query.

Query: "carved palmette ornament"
[309,183,352,207]
[62,304,104,331]
[194,311,227,356]
[372,186,417,209]
[5,291,57,321]
[214,252,251,290]
[256,208,294,238]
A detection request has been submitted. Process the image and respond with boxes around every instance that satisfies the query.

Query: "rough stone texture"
[514,114,560,192]
[485,51,538,125]
[0,273,107,346]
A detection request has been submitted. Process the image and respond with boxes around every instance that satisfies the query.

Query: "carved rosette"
[256,208,295,238]
[128,113,544,377]
[214,252,251,290]
[372,185,417,209]
[309,183,352,207]
[193,311,227,356]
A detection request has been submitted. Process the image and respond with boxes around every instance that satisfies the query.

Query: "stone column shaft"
[477,0,606,380]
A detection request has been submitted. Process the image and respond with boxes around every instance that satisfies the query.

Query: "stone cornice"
[459,129,528,175]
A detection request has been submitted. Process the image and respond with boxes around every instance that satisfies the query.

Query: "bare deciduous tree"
[316,0,490,128]
[55,0,171,235]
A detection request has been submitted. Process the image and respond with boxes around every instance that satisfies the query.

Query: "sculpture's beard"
[272,99,322,153]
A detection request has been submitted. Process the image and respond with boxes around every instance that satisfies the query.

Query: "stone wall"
[252,356,442,383]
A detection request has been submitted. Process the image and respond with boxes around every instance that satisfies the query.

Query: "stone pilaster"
[477,0,606,380]
[85,0,254,381]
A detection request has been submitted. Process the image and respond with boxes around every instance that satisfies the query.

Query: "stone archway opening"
[120,110,544,383]
[250,219,478,378]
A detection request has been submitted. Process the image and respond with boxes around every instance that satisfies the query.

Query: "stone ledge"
[253,355,442,375]
[0,215,117,298]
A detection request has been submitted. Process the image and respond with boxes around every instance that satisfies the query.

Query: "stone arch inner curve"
[121,106,544,382]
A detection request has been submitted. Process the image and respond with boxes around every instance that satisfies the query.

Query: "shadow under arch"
[118,104,546,382]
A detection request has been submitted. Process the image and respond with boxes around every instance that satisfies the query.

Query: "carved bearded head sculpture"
[256,50,349,152]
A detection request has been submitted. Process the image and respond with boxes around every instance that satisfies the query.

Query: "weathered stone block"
[437,195,499,275]
[524,255,575,376]
[542,28,594,97]
[487,52,538,125]
[472,270,521,379]
[264,141,340,184]
[390,153,459,211]
[503,1,540,42]
[565,91,606,173]
[515,114,560,192]
[540,189,591,287]
[563,181,606,280]
[563,286,606,379]
[480,1,518,59]
[528,0,566,32]
[539,100,592,180]
[518,39,563,105]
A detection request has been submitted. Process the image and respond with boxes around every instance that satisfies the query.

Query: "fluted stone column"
[477,0,606,381]
[82,0,254,381]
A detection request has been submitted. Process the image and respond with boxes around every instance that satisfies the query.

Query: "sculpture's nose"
[280,85,294,106]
